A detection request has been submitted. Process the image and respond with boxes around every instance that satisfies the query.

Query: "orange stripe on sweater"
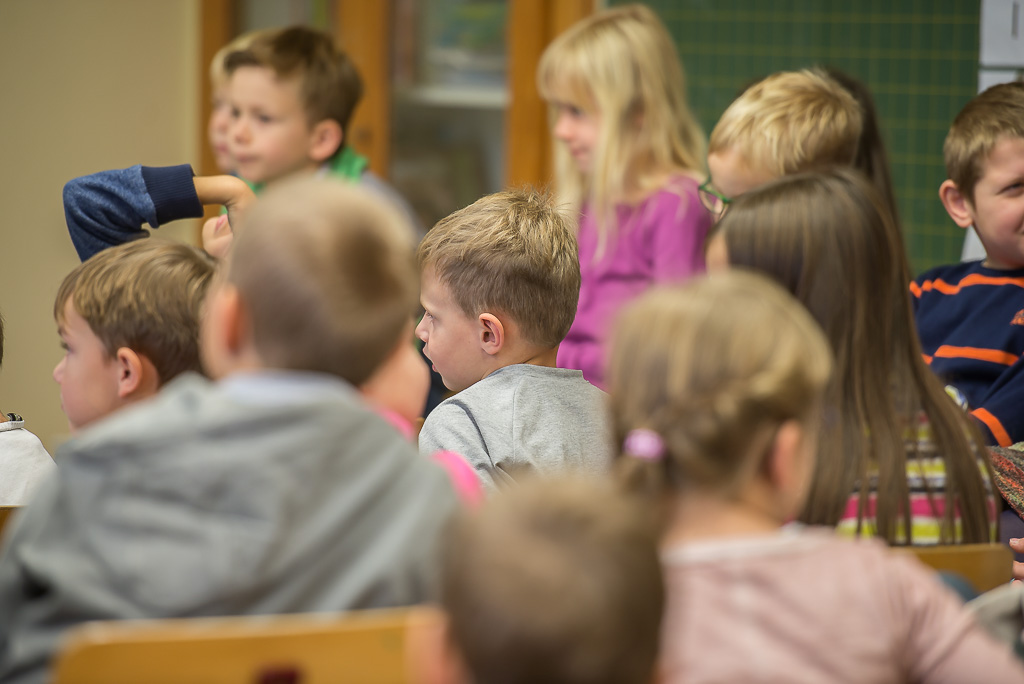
[914,273,1024,296]
[973,408,1012,447]
[932,345,1018,366]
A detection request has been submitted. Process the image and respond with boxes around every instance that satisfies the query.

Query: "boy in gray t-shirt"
[416,189,610,490]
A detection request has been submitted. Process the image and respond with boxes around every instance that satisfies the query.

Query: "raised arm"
[63,165,203,261]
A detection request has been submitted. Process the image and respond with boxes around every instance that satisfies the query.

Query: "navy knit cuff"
[140,164,203,226]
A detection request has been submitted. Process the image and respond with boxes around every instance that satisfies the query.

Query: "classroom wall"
[0,0,200,453]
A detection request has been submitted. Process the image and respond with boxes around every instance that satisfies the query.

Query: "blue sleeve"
[63,164,202,261]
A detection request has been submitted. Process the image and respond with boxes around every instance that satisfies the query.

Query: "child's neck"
[661,487,785,547]
[264,162,322,189]
[499,344,558,370]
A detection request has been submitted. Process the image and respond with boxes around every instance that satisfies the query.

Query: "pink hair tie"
[624,429,665,461]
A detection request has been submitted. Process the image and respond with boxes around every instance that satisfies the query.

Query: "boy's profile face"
[53,299,124,433]
[227,66,321,185]
[208,81,236,174]
[706,146,778,209]
[964,136,1024,270]
[415,267,488,393]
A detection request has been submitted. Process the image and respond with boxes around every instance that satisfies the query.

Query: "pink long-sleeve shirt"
[557,177,712,388]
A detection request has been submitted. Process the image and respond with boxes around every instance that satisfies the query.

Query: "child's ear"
[219,285,250,356]
[308,119,344,163]
[767,420,809,503]
[404,607,469,684]
[939,179,975,229]
[113,348,160,400]
[477,313,505,356]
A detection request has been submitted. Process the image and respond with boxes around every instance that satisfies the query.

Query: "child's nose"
[52,358,64,384]
[553,112,573,141]
[414,317,428,342]
[231,117,250,143]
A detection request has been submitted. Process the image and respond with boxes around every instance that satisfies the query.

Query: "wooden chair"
[52,608,426,684]
[893,543,1013,592]
[0,506,19,537]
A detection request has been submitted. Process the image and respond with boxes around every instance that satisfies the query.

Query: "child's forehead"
[540,66,595,111]
[981,135,1024,176]
[228,65,305,102]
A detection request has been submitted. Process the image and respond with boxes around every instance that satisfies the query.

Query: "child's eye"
[230,107,241,119]
[59,341,69,352]
[257,114,273,124]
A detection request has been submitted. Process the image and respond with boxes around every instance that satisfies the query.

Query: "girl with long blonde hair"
[537,4,710,388]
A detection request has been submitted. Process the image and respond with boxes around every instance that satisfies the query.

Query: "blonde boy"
[411,477,663,684]
[416,189,610,490]
[911,82,1024,446]
[701,68,863,211]
[0,180,458,684]
[52,239,214,432]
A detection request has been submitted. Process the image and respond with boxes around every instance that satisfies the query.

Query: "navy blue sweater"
[912,259,1024,445]
[63,164,203,262]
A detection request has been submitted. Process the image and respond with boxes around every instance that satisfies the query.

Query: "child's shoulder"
[914,259,1024,287]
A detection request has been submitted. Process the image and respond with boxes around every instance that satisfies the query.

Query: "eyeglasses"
[698,179,731,218]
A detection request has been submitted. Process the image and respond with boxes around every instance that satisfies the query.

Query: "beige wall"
[0,0,200,452]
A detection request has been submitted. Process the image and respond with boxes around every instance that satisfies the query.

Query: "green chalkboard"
[615,0,980,275]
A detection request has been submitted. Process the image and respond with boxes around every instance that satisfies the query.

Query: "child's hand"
[202,214,234,259]
[1010,538,1024,582]
[194,176,255,259]
[194,176,255,229]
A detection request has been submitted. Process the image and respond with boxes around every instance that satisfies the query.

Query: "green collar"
[243,146,369,194]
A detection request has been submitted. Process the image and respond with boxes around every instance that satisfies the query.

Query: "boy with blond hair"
[0,311,55,505]
[0,180,459,684]
[410,477,664,684]
[911,81,1024,446]
[699,68,863,215]
[416,189,610,490]
[53,239,215,432]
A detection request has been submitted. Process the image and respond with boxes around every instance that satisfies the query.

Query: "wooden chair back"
[52,608,421,684]
[894,543,1013,592]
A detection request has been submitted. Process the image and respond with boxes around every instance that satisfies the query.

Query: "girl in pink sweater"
[607,272,1024,684]
[537,4,711,388]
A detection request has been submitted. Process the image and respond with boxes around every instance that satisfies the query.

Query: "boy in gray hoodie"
[0,179,459,684]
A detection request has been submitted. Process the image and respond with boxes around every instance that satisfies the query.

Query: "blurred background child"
[412,476,663,684]
[701,68,862,213]
[0,310,54,506]
[707,169,994,546]
[608,271,1024,683]
[537,4,711,388]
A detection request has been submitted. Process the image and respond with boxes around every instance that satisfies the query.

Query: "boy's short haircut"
[441,476,664,684]
[709,68,863,178]
[209,29,272,87]
[54,240,215,385]
[417,188,581,349]
[944,81,1024,204]
[224,26,363,147]
[227,178,417,386]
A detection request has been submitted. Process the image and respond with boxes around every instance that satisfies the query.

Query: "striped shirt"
[835,414,997,545]
[911,259,1024,446]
